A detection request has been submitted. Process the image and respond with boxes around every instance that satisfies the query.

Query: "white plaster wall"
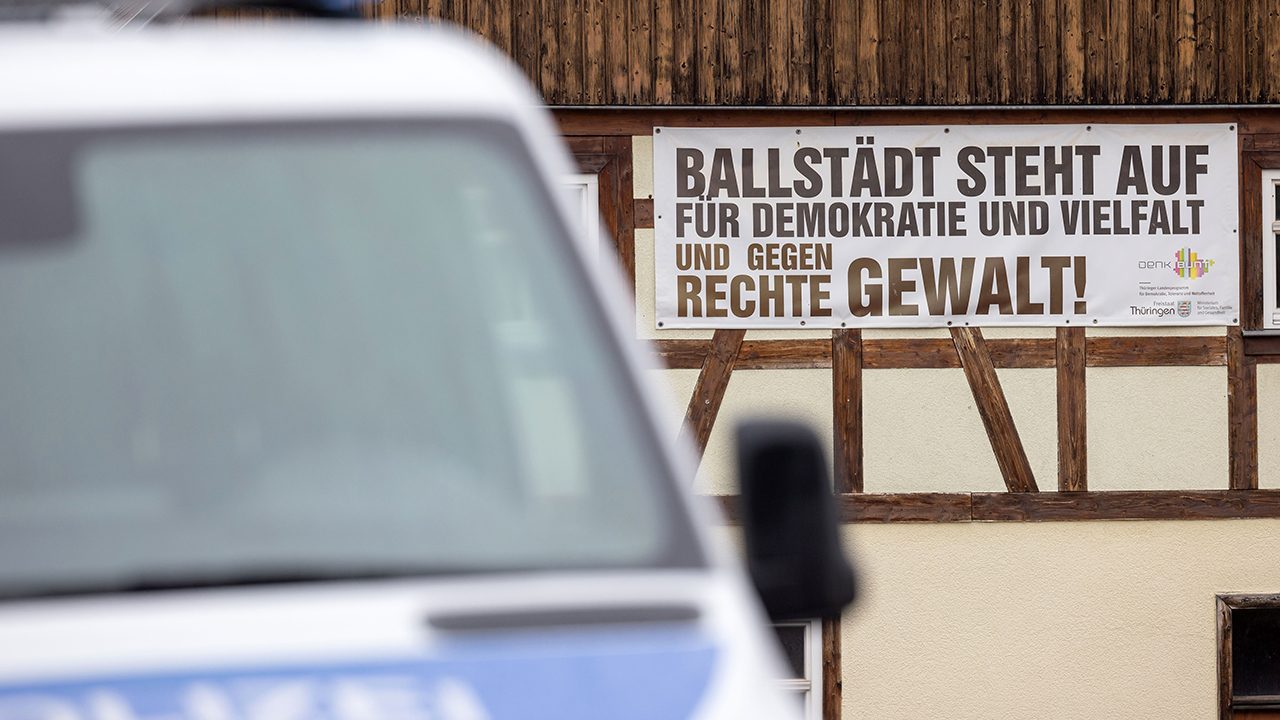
[1086,366,1229,490]
[1259,364,1280,489]
[632,135,654,200]
[647,368,832,495]
[842,519,1280,720]
[864,367,1057,493]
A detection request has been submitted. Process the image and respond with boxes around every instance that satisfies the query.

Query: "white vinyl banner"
[652,124,1239,328]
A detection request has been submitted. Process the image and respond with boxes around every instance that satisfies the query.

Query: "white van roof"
[0,22,542,129]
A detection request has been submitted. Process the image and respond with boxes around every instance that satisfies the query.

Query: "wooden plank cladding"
[651,335,1228,370]
[354,0,1280,106]
[716,490,1280,524]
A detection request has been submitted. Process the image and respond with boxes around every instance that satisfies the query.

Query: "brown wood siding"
[354,0,1280,105]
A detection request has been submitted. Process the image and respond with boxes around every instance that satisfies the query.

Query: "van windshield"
[0,121,701,598]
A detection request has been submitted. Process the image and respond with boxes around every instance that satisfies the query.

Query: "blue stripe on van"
[0,627,717,720]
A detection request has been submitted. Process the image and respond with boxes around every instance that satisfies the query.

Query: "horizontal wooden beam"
[869,337,1057,368]
[654,339,831,369]
[714,490,1280,524]
[554,110,1261,140]
[1244,333,1280,357]
[652,336,1227,370]
[972,490,1280,521]
[1086,336,1227,366]
[718,493,973,524]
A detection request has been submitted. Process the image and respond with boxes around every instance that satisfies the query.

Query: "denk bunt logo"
[1173,247,1214,279]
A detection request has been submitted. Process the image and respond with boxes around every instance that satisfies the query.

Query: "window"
[560,172,602,261]
[772,620,823,720]
[1262,171,1280,329]
[0,120,706,600]
[1218,594,1280,719]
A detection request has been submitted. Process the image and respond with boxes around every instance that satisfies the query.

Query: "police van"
[0,9,854,718]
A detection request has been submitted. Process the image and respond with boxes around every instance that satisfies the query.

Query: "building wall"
[361,0,1280,107]
[627,117,1278,717]
[839,519,1280,720]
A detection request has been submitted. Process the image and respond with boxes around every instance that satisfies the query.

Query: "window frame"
[773,618,824,720]
[1217,593,1280,720]
[560,172,603,261]
[1261,171,1280,330]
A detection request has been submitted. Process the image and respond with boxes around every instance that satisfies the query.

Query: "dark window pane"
[1234,607,1280,698]
[773,624,807,679]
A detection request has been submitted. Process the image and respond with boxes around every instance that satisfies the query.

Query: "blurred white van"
[0,16,853,720]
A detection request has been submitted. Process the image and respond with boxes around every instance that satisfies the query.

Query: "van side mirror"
[736,420,856,621]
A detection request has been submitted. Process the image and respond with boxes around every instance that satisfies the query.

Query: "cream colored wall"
[840,519,1280,719]
[631,134,1237,494]
[1259,364,1280,489]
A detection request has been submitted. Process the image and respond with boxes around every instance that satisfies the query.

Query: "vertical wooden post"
[832,329,863,494]
[1227,326,1259,490]
[1056,327,1087,491]
[950,327,1039,493]
[679,329,746,458]
[822,614,842,720]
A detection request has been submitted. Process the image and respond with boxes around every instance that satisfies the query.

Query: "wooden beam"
[1218,594,1234,720]
[634,198,654,228]
[1228,326,1260,490]
[576,137,636,293]
[652,339,830,369]
[716,490,1280,524]
[865,337,1058,369]
[736,339,833,369]
[972,490,1280,521]
[679,329,746,457]
[1057,327,1087,491]
[832,329,863,493]
[1086,336,1227,366]
[1244,333,1280,356]
[835,492,974,522]
[1240,154,1280,330]
[653,336,1228,371]
[950,327,1039,492]
[603,136,636,286]
[822,615,842,720]
[716,493,974,524]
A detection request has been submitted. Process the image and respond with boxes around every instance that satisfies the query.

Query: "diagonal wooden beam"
[950,327,1038,492]
[679,329,746,458]
[1056,327,1087,491]
[832,329,863,493]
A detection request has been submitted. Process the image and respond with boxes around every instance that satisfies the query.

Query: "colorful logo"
[1177,300,1192,317]
[1173,248,1214,279]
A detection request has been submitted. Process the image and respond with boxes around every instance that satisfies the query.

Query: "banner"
[652,124,1239,328]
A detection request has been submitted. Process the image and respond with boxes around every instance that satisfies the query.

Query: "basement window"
[1218,594,1280,719]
